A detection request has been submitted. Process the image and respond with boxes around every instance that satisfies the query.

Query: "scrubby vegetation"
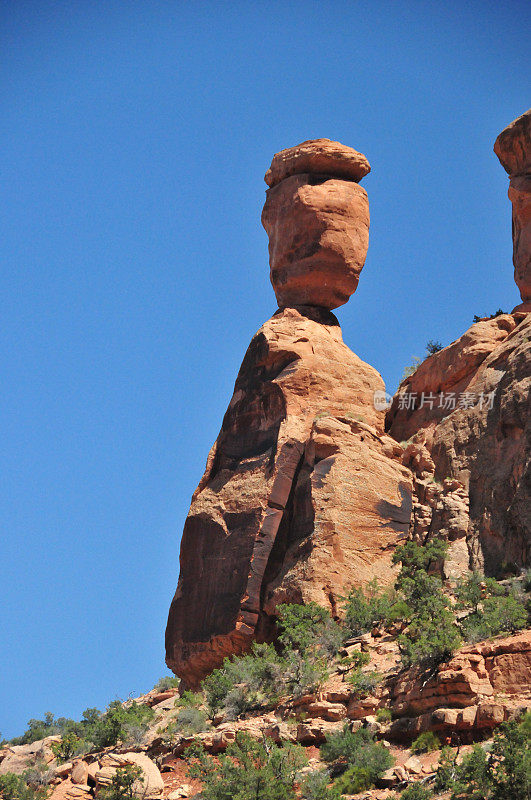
[320,724,394,792]
[98,765,143,800]
[431,712,531,799]
[3,538,529,800]
[203,603,343,719]
[153,675,180,692]
[6,701,154,752]
[411,731,441,754]
[186,732,307,800]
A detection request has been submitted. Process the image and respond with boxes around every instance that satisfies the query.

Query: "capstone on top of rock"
[262,138,371,310]
[264,138,371,188]
[494,108,531,176]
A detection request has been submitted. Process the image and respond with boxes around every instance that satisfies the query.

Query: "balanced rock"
[262,139,371,310]
[494,108,531,311]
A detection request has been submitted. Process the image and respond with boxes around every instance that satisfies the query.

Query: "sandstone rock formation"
[386,312,530,574]
[494,108,531,312]
[166,141,411,687]
[166,306,412,686]
[263,139,371,309]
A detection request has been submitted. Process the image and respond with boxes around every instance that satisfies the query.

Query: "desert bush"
[426,339,443,355]
[51,732,81,763]
[320,724,393,790]
[98,765,143,800]
[88,701,154,749]
[153,675,179,692]
[299,770,341,800]
[459,578,528,643]
[346,668,380,698]
[392,540,461,667]
[343,579,394,637]
[186,732,307,800]
[0,774,48,800]
[203,643,283,718]
[411,731,441,754]
[433,713,531,799]
[203,604,342,717]
[376,707,392,723]
[400,784,432,800]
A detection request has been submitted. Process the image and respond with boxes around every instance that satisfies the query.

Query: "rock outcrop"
[166,141,411,687]
[494,108,531,313]
[386,312,531,574]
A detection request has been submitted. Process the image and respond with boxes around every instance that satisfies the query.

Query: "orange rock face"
[390,631,531,739]
[166,307,411,686]
[262,140,371,310]
[494,109,531,309]
[386,313,531,573]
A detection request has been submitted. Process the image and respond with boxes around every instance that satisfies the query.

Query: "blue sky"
[1,0,529,738]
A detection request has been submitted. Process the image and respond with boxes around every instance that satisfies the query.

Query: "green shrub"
[376,708,392,723]
[399,608,461,668]
[434,746,458,792]
[426,340,443,355]
[0,774,48,800]
[460,583,528,643]
[299,770,341,800]
[411,731,441,754]
[175,707,208,735]
[89,701,154,749]
[202,604,342,717]
[203,643,283,718]
[450,744,490,799]
[175,690,202,708]
[153,675,179,692]
[343,580,393,637]
[333,766,373,793]
[50,732,81,763]
[402,357,422,380]
[437,713,531,799]
[320,724,393,789]
[392,539,461,667]
[347,668,381,697]
[98,765,143,800]
[400,784,432,800]
[277,603,342,659]
[186,732,307,800]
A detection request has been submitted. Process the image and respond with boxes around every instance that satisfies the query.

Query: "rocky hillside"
[2,615,530,799]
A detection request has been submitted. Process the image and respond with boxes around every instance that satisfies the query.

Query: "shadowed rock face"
[494,108,531,311]
[166,307,412,687]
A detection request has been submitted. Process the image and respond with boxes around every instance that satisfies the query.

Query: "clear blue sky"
[1,0,529,739]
